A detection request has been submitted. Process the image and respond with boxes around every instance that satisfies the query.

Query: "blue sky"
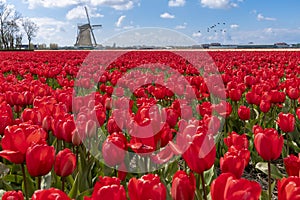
[5,0,300,46]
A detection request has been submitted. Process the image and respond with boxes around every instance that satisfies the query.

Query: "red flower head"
[259,100,271,113]
[54,148,76,177]
[238,105,250,121]
[283,154,300,177]
[31,188,71,200]
[128,174,166,200]
[0,123,47,164]
[211,173,261,200]
[182,131,216,174]
[220,150,247,178]
[2,190,24,200]
[26,144,55,177]
[85,176,126,200]
[102,132,127,166]
[286,86,300,100]
[277,112,295,133]
[254,127,283,161]
[228,88,242,102]
[224,131,249,150]
[278,177,300,200]
[171,170,196,200]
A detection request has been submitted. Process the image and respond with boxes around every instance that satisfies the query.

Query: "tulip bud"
[26,144,55,177]
[54,148,76,177]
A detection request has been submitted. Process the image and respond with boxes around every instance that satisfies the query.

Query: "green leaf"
[76,188,94,200]
[22,175,35,197]
[68,173,79,199]
[255,162,285,179]
[260,190,268,200]
[3,174,23,184]
[204,165,215,185]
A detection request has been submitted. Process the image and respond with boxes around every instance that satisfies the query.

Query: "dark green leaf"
[255,162,285,179]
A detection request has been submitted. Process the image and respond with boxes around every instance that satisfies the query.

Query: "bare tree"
[22,18,38,50]
[15,33,22,49]
[0,2,21,49]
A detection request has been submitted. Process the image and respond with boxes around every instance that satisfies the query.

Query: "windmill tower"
[75,7,102,48]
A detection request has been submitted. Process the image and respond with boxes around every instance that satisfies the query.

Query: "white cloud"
[200,0,240,9]
[66,6,104,20]
[192,32,202,37]
[175,23,187,29]
[160,12,175,19]
[168,0,185,7]
[22,0,138,10]
[257,13,276,21]
[22,0,80,9]
[90,0,136,10]
[230,24,239,29]
[28,17,75,46]
[115,15,126,27]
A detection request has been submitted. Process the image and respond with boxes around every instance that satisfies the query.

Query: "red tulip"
[31,188,71,200]
[277,112,295,133]
[213,101,232,118]
[182,132,216,174]
[26,144,55,177]
[2,190,24,200]
[102,132,127,166]
[278,177,300,200]
[0,123,47,164]
[238,105,250,121]
[211,173,261,200]
[296,107,300,119]
[54,148,76,177]
[228,88,242,101]
[259,100,271,113]
[198,102,212,117]
[283,154,300,177]
[246,91,261,106]
[286,86,299,100]
[224,131,249,150]
[0,102,13,135]
[128,174,166,200]
[62,118,76,142]
[21,108,43,125]
[171,170,196,200]
[254,127,283,161]
[85,176,126,200]
[220,150,247,178]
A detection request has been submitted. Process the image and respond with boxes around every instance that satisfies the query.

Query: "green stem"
[21,164,29,200]
[287,134,291,155]
[200,172,208,200]
[268,160,272,200]
[37,176,41,190]
[61,176,65,192]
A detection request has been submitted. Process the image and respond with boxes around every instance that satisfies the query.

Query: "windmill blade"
[84,6,97,46]
[90,28,97,46]
[85,6,91,25]
[92,24,102,28]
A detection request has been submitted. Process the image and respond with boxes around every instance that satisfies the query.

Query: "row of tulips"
[0,50,299,200]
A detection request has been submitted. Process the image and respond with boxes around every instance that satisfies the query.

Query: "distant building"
[274,42,289,48]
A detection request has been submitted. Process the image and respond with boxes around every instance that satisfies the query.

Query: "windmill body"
[75,7,101,48]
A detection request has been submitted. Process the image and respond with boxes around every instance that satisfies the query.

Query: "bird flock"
[198,22,227,33]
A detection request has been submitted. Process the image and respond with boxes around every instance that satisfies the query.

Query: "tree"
[0,2,21,49]
[22,18,38,50]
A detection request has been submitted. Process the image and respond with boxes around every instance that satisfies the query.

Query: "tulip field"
[0,50,300,200]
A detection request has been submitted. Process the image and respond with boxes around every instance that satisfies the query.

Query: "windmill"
[75,6,102,48]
